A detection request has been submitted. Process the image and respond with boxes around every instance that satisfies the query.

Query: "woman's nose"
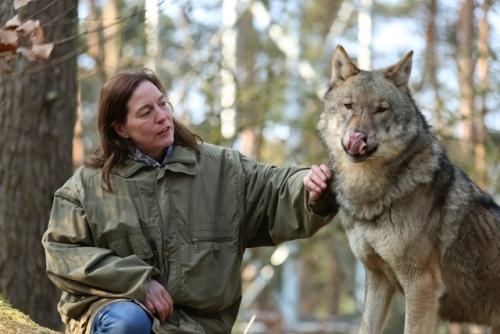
[155,106,170,123]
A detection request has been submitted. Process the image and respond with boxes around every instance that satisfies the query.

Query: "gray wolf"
[318,45,500,333]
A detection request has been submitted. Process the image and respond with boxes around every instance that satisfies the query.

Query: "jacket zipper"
[191,236,233,253]
[154,168,168,279]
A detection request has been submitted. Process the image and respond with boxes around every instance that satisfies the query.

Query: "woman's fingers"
[144,300,155,314]
[145,279,174,322]
[160,288,174,317]
[304,164,332,201]
[319,164,332,179]
[152,298,168,322]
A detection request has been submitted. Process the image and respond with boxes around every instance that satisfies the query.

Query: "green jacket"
[43,143,337,333]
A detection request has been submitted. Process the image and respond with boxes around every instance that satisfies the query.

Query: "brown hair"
[85,69,201,191]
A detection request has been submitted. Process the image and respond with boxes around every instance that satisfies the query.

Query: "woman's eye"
[344,103,352,109]
[140,109,152,117]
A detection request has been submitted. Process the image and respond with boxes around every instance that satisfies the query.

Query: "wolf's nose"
[347,131,368,155]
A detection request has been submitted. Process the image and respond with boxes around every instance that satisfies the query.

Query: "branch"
[2,13,141,81]
[26,0,59,21]
[53,7,143,47]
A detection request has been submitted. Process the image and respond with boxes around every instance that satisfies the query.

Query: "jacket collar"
[164,145,197,175]
[114,145,198,178]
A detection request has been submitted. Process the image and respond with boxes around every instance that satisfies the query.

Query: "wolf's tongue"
[347,132,368,155]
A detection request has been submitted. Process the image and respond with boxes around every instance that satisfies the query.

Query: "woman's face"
[113,80,175,160]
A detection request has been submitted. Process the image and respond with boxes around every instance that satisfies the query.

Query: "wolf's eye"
[376,106,388,113]
[344,103,352,109]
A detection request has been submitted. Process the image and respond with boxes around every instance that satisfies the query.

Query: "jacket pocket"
[179,236,240,313]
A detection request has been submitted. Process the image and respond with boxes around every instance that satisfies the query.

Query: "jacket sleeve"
[42,174,160,302]
[239,154,338,248]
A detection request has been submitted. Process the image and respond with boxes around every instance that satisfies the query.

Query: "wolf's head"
[319,45,423,166]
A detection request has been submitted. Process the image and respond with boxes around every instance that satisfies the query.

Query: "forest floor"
[0,297,59,334]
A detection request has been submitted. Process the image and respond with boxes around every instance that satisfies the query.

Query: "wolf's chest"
[339,207,429,271]
[342,214,400,263]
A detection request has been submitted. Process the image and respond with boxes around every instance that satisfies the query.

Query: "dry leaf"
[18,43,53,61]
[16,19,40,37]
[31,43,53,59]
[0,29,17,53]
[0,29,18,45]
[0,43,17,53]
[14,0,34,10]
[4,15,22,30]
[31,24,44,44]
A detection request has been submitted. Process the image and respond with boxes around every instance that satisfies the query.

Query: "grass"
[0,297,59,334]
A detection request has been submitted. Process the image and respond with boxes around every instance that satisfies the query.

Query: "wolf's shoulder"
[440,160,499,220]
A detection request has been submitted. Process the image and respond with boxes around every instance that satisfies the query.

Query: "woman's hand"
[144,279,173,322]
[303,164,332,202]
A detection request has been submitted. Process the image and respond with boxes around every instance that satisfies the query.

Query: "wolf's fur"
[318,45,500,334]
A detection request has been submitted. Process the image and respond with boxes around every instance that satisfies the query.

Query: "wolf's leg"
[359,268,395,334]
[402,270,442,334]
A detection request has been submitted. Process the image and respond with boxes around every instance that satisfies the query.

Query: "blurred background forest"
[1,0,499,333]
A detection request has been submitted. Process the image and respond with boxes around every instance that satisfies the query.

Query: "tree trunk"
[145,0,160,71]
[220,0,238,139]
[456,0,475,152]
[86,0,107,81]
[424,0,445,133]
[357,0,372,70]
[237,7,260,158]
[103,0,120,77]
[0,0,78,329]
[474,0,490,188]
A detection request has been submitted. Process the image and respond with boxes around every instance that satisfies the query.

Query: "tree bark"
[474,0,490,188]
[424,0,445,133]
[456,0,475,151]
[103,0,120,77]
[220,0,238,140]
[237,7,262,158]
[0,0,78,329]
[85,0,107,81]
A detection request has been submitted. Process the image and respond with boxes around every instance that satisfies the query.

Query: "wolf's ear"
[331,45,359,84]
[385,51,413,91]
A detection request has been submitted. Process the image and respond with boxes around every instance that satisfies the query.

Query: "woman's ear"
[112,122,130,139]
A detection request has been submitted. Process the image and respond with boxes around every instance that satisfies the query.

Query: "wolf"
[318,45,500,334]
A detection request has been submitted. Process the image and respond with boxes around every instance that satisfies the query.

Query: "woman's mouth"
[158,126,171,136]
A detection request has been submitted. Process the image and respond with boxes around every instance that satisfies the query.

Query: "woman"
[42,69,337,334]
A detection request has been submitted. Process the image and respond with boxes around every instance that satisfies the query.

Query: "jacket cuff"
[307,186,338,218]
[132,266,162,302]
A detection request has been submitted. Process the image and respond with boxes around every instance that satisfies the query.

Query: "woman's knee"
[92,301,152,334]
